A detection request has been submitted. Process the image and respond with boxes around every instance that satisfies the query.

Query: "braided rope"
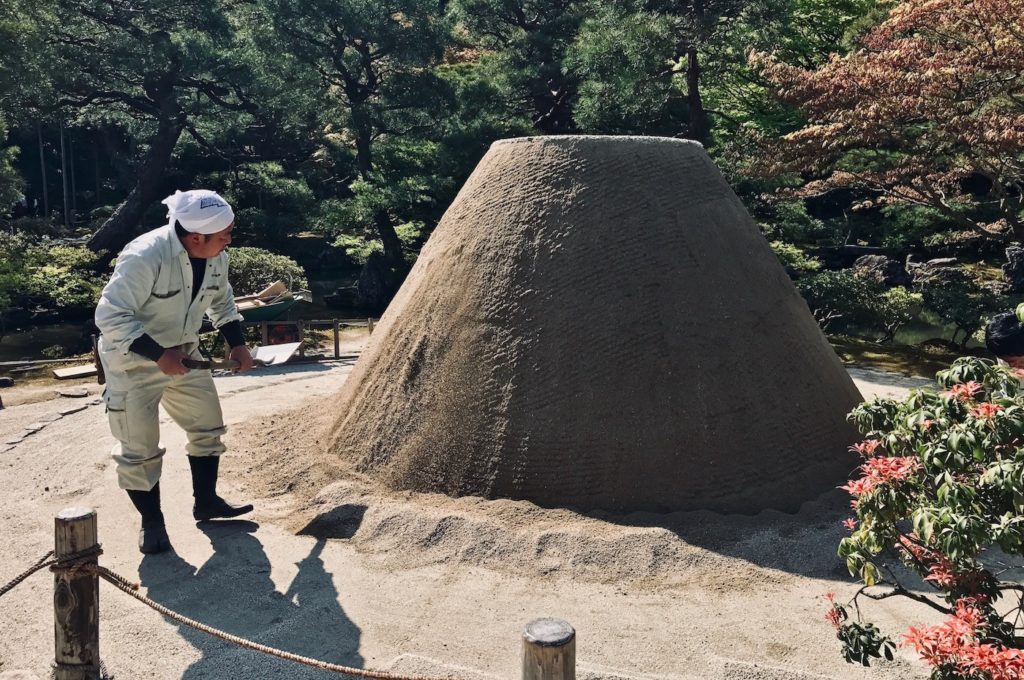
[2,545,103,598]
[89,565,454,680]
[0,551,55,599]
[3,546,454,680]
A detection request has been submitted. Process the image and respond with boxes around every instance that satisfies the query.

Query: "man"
[985,306,1024,368]
[95,189,255,555]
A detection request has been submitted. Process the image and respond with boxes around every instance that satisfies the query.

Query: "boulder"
[1002,246,1024,293]
[907,257,966,287]
[852,255,911,287]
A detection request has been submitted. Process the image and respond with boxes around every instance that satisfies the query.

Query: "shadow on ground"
[140,520,363,678]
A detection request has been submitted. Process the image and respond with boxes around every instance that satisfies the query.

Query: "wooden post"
[260,321,269,347]
[333,319,340,359]
[522,618,575,680]
[54,507,100,680]
[367,318,375,334]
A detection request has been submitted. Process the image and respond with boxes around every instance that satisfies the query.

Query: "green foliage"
[757,200,837,245]
[226,246,308,296]
[835,621,895,667]
[797,268,923,341]
[878,204,957,251]
[797,269,880,330]
[40,344,66,359]
[568,8,678,133]
[25,243,106,309]
[0,118,20,209]
[255,0,451,267]
[199,162,315,238]
[704,0,878,138]
[454,0,585,133]
[0,232,30,308]
[0,234,105,311]
[331,222,424,265]
[769,240,821,277]
[918,276,1002,348]
[838,357,1024,672]
[874,286,921,343]
[0,115,20,208]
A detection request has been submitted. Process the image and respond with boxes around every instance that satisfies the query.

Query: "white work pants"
[103,348,227,491]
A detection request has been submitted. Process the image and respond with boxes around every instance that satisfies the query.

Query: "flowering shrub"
[834,357,1024,678]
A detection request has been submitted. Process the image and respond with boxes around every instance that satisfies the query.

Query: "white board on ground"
[253,342,302,366]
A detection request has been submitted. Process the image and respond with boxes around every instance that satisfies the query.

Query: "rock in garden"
[908,258,966,286]
[1002,245,1024,293]
[852,254,911,287]
[55,387,89,398]
[0,377,14,388]
[326,136,862,514]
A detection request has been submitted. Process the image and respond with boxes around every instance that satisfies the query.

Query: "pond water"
[0,321,91,362]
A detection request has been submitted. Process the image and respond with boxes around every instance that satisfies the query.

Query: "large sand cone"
[327,136,862,513]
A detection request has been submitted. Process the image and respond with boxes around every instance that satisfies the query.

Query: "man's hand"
[157,349,191,376]
[228,345,254,372]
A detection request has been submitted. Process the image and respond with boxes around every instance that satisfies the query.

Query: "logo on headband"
[199,197,227,210]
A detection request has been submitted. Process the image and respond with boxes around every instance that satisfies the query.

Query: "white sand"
[0,355,934,680]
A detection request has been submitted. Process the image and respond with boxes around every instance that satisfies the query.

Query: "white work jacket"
[95,225,243,374]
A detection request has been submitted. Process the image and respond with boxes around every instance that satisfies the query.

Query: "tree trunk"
[686,46,709,145]
[352,107,405,271]
[87,115,184,257]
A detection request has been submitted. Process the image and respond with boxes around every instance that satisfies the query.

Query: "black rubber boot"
[188,455,254,521]
[126,483,171,554]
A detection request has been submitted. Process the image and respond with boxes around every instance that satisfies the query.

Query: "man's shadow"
[140,521,363,678]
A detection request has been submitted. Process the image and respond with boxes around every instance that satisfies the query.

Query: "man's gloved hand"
[228,345,254,372]
[157,348,191,376]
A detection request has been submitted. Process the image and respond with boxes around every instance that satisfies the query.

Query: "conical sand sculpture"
[328,136,862,513]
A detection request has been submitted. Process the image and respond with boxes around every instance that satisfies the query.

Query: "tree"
[567,5,680,134]
[18,0,258,257]
[703,0,878,136]
[0,116,23,210]
[751,0,1024,241]
[453,0,586,133]
[257,0,450,277]
[563,0,753,143]
[834,358,1024,678]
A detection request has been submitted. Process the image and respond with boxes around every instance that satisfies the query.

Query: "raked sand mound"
[325,135,862,514]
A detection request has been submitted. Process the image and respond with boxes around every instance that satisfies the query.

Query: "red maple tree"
[749,0,1024,241]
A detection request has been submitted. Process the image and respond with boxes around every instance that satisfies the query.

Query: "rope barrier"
[88,565,453,679]
[0,551,54,599]
[2,549,455,680]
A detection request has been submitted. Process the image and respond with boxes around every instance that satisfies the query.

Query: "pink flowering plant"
[835,357,1024,678]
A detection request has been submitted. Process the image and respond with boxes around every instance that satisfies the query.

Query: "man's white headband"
[162,189,234,235]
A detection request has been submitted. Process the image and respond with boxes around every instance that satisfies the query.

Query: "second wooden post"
[53,507,100,680]
[522,618,575,680]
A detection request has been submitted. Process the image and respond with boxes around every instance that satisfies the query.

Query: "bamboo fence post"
[522,618,575,680]
[53,507,100,680]
[333,319,340,359]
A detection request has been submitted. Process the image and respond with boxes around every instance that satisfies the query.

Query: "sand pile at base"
[325,135,862,514]
[231,400,855,588]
